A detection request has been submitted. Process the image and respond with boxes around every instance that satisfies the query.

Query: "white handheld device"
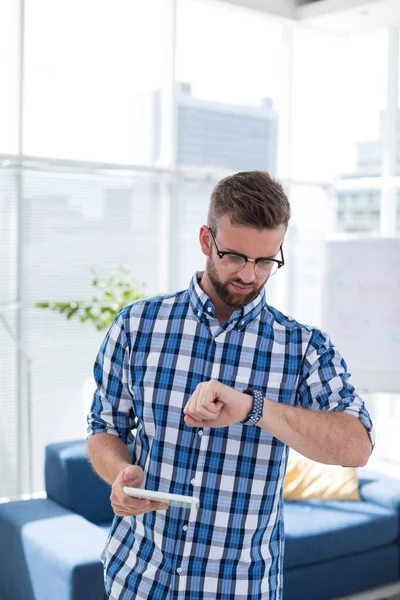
[123,486,200,508]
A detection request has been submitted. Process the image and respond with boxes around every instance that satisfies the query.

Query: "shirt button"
[190,478,195,486]
[207,307,212,312]
[183,524,188,531]
[177,567,182,574]
[197,311,201,317]
[240,320,245,325]
[198,430,203,437]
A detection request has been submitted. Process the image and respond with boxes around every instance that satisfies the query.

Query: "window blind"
[1,165,166,495]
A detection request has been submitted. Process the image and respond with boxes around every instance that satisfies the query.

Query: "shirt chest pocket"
[140,352,189,429]
[142,352,189,394]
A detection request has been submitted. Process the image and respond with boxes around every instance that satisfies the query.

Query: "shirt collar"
[188,271,266,329]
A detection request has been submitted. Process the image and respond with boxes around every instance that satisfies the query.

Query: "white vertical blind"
[169,175,216,292]
[1,165,168,494]
[0,169,19,497]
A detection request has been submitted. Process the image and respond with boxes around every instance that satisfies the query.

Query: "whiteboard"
[321,238,400,393]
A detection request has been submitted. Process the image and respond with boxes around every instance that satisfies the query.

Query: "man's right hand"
[110,465,169,516]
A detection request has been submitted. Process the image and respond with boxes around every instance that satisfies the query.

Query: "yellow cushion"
[283,449,361,501]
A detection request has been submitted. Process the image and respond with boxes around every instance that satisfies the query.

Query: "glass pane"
[17,166,165,493]
[0,0,19,154]
[284,183,331,328]
[176,0,283,173]
[0,168,19,497]
[24,0,169,163]
[170,175,215,292]
[365,392,400,477]
[398,190,400,232]
[335,187,381,233]
[291,29,387,181]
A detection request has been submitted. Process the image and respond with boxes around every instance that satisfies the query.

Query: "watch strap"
[240,389,264,426]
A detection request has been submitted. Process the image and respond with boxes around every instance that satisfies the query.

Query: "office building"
[337,111,400,232]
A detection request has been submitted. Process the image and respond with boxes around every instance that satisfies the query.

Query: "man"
[87,170,374,600]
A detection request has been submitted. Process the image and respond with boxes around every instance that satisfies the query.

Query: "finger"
[112,500,144,516]
[184,414,206,427]
[185,407,210,421]
[112,493,151,512]
[124,498,152,511]
[123,468,143,487]
[184,407,205,421]
[120,493,168,513]
[196,402,221,418]
[183,382,205,414]
[183,396,196,415]
[112,501,169,516]
[148,501,169,511]
[189,400,220,421]
[196,384,221,415]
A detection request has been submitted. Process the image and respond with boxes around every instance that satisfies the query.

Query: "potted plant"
[36,266,149,331]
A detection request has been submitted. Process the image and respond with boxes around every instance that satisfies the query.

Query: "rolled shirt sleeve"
[87,308,136,444]
[296,328,375,448]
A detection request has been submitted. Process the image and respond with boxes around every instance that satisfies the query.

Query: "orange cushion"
[283,449,361,501]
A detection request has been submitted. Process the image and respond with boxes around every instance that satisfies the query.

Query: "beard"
[206,254,267,308]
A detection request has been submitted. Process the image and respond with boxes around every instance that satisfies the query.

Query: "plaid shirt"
[88,272,375,600]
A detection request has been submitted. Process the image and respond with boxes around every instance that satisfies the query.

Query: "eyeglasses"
[208,227,284,277]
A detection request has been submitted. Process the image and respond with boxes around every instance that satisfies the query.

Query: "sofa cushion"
[284,543,400,600]
[45,440,114,524]
[358,469,400,532]
[0,498,107,600]
[22,510,108,600]
[284,499,398,569]
[284,450,361,501]
[0,499,73,600]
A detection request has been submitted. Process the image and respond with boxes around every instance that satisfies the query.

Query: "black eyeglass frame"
[208,227,285,273]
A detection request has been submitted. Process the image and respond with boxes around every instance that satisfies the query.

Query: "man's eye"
[258,259,273,266]
[226,254,244,263]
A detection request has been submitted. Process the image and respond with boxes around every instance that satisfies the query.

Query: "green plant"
[36,267,149,331]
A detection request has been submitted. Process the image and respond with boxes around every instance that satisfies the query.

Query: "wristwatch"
[240,389,264,426]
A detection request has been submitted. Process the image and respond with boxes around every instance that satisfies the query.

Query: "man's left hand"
[183,381,252,429]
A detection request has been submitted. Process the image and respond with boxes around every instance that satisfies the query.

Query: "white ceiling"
[218,0,296,20]
[297,0,400,36]
[221,0,400,34]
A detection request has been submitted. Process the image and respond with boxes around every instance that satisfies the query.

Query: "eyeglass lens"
[219,254,279,277]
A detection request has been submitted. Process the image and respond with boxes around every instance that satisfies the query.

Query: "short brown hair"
[207,170,290,232]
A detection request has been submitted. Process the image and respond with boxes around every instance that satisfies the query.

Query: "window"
[24,0,168,163]
[176,0,283,174]
[0,0,19,153]
[0,169,18,497]
[2,165,166,494]
[291,29,387,182]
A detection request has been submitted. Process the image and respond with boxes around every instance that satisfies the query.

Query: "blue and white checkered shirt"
[88,272,375,600]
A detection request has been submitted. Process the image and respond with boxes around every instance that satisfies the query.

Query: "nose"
[237,260,256,283]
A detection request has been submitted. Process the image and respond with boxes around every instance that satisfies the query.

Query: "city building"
[136,83,278,174]
[337,110,400,232]
[176,82,278,173]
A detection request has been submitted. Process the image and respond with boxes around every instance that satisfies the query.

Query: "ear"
[199,225,211,257]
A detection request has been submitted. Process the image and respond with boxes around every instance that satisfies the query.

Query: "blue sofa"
[0,440,399,600]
